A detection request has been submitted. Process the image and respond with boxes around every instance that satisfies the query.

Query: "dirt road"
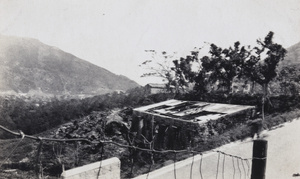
[201,118,300,179]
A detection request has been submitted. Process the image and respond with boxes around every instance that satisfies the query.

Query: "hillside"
[281,41,300,66]
[0,35,139,96]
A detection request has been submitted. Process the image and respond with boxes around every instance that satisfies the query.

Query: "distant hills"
[0,35,139,96]
[281,41,300,66]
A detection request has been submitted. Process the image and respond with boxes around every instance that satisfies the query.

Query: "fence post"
[251,139,268,179]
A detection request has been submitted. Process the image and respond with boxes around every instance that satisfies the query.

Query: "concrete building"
[132,99,256,149]
[144,83,169,94]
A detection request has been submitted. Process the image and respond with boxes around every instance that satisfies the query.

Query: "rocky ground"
[0,108,135,178]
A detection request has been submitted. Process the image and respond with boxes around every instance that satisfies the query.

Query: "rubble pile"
[53,111,109,141]
[28,109,134,176]
[53,108,133,140]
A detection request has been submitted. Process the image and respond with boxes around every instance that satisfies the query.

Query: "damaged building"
[131,99,256,149]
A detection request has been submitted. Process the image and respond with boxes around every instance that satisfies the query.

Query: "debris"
[3,169,17,173]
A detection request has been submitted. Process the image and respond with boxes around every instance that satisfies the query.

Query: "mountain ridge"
[0,35,139,95]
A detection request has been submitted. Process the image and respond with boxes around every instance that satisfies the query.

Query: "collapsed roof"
[133,99,255,125]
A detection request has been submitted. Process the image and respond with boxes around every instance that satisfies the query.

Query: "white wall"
[61,157,120,179]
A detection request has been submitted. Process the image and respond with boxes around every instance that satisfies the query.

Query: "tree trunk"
[251,81,255,94]
[226,80,232,94]
[262,83,268,121]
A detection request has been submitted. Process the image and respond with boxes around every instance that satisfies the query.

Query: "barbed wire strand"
[214,150,257,161]
[36,140,44,178]
[236,158,241,179]
[216,152,220,179]
[146,151,154,179]
[222,153,226,179]
[97,144,104,179]
[189,151,195,179]
[241,159,246,179]
[232,156,235,179]
[245,159,251,178]
[0,125,265,160]
[199,153,204,179]
[74,142,79,166]
[173,151,177,179]
[52,143,60,165]
[0,131,25,169]
[129,147,135,177]
[60,142,66,175]
[0,125,267,179]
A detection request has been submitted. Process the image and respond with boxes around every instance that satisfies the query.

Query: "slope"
[0,35,139,95]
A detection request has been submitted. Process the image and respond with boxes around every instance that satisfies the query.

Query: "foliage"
[199,42,252,93]
[0,86,171,137]
[171,49,201,93]
[276,65,300,95]
[140,32,291,97]
[248,32,287,85]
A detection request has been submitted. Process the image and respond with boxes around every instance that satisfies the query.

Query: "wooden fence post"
[251,139,268,179]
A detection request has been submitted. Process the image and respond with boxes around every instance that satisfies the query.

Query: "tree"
[140,49,202,94]
[245,31,287,120]
[200,42,250,94]
[140,50,177,92]
[171,49,202,93]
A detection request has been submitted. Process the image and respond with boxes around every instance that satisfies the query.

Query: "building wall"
[145,84,169,94]
[132,153,210,179]
[150,88,165,94]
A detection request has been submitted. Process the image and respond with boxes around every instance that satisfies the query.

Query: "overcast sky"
[0,0,299,85]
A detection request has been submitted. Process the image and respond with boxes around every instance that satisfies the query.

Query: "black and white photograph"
[0,0,300,178]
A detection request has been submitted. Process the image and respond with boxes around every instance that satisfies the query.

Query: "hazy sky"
[0,0,300,85]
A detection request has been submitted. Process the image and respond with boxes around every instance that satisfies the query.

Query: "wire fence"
[0,125,263,179]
